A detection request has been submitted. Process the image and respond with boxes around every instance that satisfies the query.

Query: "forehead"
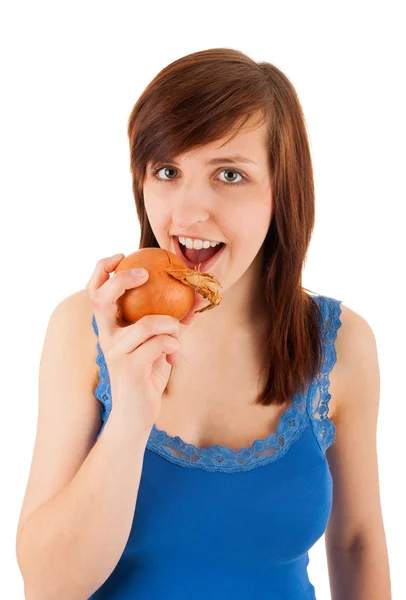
[174,120,268,165]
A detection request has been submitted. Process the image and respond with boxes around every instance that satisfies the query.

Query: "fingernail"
[111,253,123,261]
[131,268,148,278]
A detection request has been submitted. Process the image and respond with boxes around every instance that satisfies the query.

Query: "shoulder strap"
[307,295,343,454]
[92,313,99,336]
[92,314,112,439]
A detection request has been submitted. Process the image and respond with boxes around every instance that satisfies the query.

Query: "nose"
[172,208,210,230]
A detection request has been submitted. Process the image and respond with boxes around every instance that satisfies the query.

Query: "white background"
[1,1,404,598]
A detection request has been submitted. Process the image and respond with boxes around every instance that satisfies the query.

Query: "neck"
[166,256,269,398]
[186,252,268,342]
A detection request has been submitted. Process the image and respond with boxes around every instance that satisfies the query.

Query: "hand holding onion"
[86,249,223,433]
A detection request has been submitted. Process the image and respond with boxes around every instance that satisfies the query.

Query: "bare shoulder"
[57,288,100,388]
[59,286,94,316]
[329,301,378,425]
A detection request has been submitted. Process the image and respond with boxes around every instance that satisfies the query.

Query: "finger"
[86,253,124,294]
[166,351,179,367]
[92,267,149,339]
[179,293,207,335]
[127,334,180,370]
[108,314,180,358]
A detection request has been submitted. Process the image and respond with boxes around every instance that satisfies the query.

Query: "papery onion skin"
[114,248,196,324]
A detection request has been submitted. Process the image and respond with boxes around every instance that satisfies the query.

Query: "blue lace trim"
[92,315,111,440]
[147,389,311,473]
[91,295,342,471]
[307,296,343,455]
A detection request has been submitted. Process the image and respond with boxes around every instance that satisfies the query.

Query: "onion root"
[166,263,223,313]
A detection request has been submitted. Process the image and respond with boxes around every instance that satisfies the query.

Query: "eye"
[217,169,246,186]
[150,166,247,187]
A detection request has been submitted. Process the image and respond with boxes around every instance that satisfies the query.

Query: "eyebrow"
[153,154,257,166]
[205,155,257,165]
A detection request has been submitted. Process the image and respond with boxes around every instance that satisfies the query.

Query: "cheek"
[233,202,271,241]
[143,195,168,231]
[233,206,271,257]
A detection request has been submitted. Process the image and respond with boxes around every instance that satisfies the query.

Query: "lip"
[172,236,226,272]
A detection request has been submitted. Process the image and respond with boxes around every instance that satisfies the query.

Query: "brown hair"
[127,47,324,408]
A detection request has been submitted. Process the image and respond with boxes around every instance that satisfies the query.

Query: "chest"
[155,351,339,452]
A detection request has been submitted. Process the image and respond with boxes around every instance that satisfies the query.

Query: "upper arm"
[325,303,386,553]
[16,289,102,544]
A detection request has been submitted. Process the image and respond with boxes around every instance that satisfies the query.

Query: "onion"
[114,247,223,324]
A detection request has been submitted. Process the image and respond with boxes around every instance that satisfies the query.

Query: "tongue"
[183,244,222,264]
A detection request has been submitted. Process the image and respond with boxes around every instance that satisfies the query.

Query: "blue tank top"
[88,294,342,599]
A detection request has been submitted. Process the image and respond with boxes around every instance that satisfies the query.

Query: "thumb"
[179,293,207,333]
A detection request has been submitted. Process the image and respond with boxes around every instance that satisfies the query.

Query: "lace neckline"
[144,295,328,473]
[146,387,311,473]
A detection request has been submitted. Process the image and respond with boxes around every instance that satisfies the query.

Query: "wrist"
[106,410,152,444]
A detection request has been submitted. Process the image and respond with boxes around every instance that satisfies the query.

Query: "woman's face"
[143,120,273,299]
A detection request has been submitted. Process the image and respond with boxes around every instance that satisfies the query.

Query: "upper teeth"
[178,236,221,250]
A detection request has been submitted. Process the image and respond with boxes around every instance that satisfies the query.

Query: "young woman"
[16,48,391,599]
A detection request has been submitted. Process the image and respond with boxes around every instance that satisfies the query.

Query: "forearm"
[327,542,392,600]
[17,412,150,600]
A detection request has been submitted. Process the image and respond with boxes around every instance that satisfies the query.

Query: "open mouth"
[173,236,226,272]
